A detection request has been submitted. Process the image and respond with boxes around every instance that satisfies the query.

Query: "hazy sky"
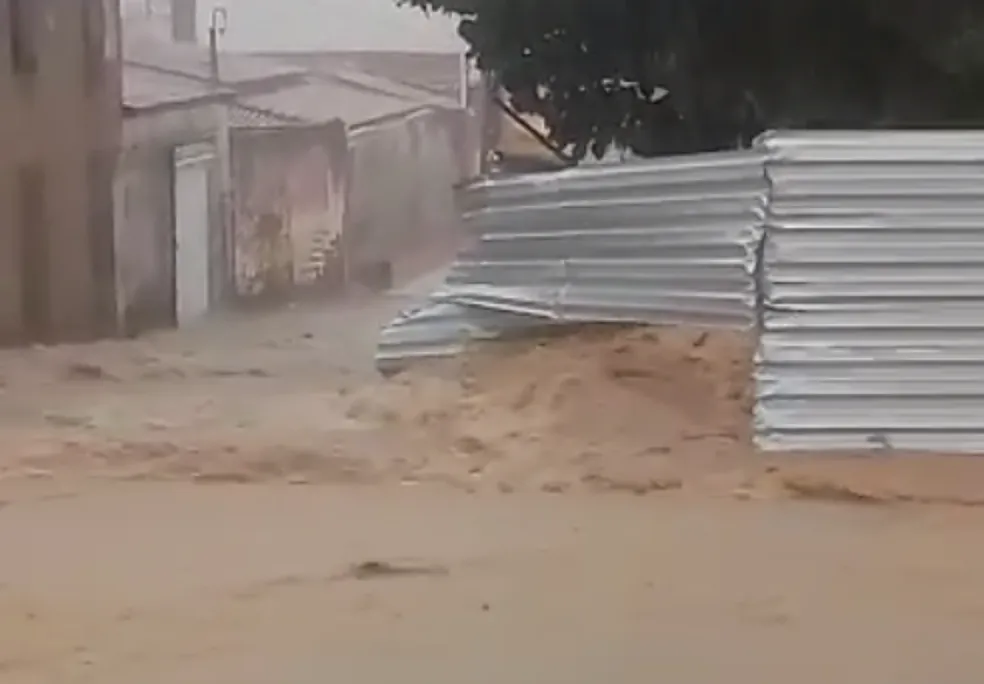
[193,0,465,53]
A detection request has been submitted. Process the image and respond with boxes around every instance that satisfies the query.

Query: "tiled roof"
[124,35,304,88]
[271,51,462,96]
[229,105,298,128]
[123,63,230,110]
[238,78,429,127]
[314,68,459,111]
[120,24,463,126]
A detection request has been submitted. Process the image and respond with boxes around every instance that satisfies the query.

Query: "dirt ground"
[4,280,984,682]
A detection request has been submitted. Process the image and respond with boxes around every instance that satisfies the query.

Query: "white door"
[174,147,213,326]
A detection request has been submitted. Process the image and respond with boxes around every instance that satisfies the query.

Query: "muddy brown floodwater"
[1,284,984,682]
[4,484,984,684]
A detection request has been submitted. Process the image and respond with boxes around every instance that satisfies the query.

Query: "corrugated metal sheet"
[376,301,543,369]
[377,150,767,372]
[755,130,984,452]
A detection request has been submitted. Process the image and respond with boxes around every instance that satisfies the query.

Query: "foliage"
[399,0,984,158]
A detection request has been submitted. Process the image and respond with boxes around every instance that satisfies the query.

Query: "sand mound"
[355,325,756,492]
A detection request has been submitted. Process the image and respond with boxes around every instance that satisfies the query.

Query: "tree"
[399,0,984,158]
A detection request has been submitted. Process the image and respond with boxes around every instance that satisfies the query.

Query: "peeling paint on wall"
[231,121,348,299]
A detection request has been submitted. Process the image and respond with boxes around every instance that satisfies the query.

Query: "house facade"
[0,0,123,344]
[116,62,232,334]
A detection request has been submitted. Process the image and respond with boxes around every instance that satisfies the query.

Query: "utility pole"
[206,6,235,304]
[208,6,227,84]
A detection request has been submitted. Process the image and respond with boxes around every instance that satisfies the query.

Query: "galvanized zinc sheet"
[755,130,984,452]
[377,150,766,371]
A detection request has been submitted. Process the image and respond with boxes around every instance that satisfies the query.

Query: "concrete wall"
[346,108,464,283]
[115,99,228,334]
[0,0,122,344]
[231,121,348,299]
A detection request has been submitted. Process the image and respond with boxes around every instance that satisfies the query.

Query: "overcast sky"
[192,0,465,53]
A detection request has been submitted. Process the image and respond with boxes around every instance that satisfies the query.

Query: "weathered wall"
[0,0,122,344]
[113,148,175,334]
[346,108,464,283]
[231,121,348,299]
[0,159,18,342]
[114,100,228,334]
[121,101,227,149]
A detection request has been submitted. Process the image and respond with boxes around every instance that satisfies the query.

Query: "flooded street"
[8,0,980,680]
[3,484,984,683]
[1,289,984,682]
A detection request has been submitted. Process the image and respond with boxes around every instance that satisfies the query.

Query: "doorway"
[173,144,214,326]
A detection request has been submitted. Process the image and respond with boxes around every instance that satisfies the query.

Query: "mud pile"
[356,325,757,492]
